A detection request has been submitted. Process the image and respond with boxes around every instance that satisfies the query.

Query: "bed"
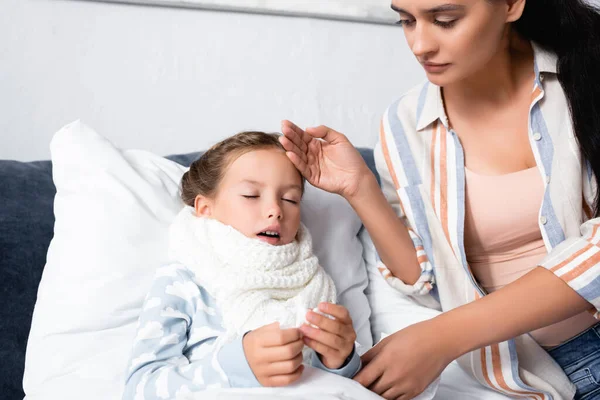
[0,120,513,399]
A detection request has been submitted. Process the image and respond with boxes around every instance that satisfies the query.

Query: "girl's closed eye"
[283,197,298,205]
[242,195,259,199]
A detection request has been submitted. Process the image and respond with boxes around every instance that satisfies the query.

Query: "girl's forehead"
[221,148,301,186]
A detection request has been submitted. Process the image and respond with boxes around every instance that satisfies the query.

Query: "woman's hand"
[299,303,357,369]
[280,120,374,200]
[354,320,453,400]
[243,322,305,387]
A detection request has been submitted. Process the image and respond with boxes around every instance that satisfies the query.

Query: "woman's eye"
[433,19,458,29]
[395,19,415,27]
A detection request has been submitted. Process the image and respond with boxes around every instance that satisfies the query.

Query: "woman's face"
[391,0,511,86]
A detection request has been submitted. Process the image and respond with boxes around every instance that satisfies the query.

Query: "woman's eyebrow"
[390,4,466,15]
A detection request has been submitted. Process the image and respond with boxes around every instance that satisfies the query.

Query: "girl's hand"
[280,120,374,200]
[243,322,305,387]
[354,320,452,400]
[299,303,357,369]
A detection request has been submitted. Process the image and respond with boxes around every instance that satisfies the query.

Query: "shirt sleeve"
[122,265,260,400]
[373,135,435,297]
[539,218,600,317]
[310,346,362,378]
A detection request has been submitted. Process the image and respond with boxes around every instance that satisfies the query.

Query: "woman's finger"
[360,341,382,365]
[381,386,406,400]
[281,120,310,152]
[283,120,314,147]
[369,374,394,396]
[305,125,348,145]
[353,354,384,387]
[279,136,307,163]
[286,151,311,181]
[397,392,417,400]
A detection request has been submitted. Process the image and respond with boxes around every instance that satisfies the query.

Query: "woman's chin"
[425,72,453,88]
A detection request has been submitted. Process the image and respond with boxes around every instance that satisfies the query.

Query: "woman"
[280,0,600,399]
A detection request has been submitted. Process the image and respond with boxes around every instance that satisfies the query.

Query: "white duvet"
[199,366,436,400]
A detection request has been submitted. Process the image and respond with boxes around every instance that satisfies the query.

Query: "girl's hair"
[180,131,303,206]
[511,0,600,215]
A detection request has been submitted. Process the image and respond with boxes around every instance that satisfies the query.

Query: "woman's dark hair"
[513,0,600,215]
[180,131,304,206]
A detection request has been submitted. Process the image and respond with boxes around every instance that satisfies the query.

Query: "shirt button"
[540,216,548,225]
[540,74,545,82]
[546,175,551,184]
[533,132,542,141]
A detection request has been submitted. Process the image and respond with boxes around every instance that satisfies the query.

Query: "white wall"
[0,0,424,161]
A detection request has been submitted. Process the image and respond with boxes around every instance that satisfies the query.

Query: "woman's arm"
[437,266,591,358]
[346,163,421,285]
[354,267,592,399]
[279,121,423,287]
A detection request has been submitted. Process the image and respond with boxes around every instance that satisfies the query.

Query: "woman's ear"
[194,194,213,217]
[506,0,526,23]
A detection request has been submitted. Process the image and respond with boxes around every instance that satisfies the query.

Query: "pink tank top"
[464,166,597,347]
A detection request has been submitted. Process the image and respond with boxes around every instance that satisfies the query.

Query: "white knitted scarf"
[168,207,337,343]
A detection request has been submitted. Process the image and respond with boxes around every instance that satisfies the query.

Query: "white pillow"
[361,229,439,339]
[23,121,372,400]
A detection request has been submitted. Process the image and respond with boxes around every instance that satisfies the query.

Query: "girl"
[281,0,600,399]
[123,131,360,399]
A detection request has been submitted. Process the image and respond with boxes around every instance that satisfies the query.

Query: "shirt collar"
[416,42,558,132]
[416,82,448,131]
[532,41,558,74]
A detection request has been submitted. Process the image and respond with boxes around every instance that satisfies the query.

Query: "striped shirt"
[374,42,596,399]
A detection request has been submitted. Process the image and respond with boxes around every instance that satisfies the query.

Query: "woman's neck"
[443,32,534,113]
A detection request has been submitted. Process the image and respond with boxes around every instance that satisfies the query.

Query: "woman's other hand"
[354,320,452,400]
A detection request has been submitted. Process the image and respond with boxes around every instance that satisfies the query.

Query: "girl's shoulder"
[152,263,196,283]
[146,263,209,307]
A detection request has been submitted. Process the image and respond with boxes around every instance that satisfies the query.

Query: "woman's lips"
[423,62,451,73]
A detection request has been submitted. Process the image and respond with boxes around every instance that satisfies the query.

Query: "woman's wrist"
[345,170,379,206]
[428,312,474,363]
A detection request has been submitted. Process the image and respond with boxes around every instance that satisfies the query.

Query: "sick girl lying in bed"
[122,131,361,399]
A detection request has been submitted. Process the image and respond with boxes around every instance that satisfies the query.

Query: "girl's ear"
[194,194,213,217]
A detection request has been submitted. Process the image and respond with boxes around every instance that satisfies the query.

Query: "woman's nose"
[410,24,437,60]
